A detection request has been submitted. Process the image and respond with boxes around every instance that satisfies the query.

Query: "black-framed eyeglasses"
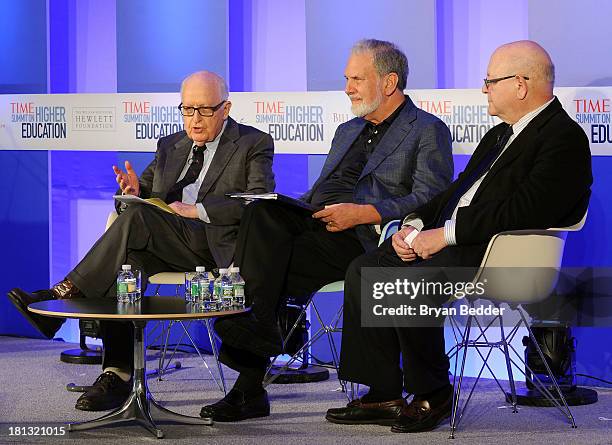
[483,74,529,88]
[178,101,226,117]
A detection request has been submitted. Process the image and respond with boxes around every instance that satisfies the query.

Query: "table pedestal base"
[68,322,212,438]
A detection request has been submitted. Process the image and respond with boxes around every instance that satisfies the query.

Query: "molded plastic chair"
[447,211,587,438]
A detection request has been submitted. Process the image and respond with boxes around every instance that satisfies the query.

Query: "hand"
[392,226,418,262]
[312,203,381,232]
[113,161,140,196]
[411,228,447,259]
[168,202,198,218]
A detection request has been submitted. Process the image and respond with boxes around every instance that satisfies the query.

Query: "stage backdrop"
[2,87,612,155]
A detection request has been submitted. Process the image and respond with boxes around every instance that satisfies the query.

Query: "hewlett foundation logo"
[72,108,115,131]
[11,102,67,139]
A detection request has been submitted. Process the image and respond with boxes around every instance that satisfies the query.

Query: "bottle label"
[191,282,200,296]
[118,282,127,294]
[233,283,245,297]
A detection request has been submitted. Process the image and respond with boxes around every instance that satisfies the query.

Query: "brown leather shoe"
[326,398,406,425]
[391,391,452,433]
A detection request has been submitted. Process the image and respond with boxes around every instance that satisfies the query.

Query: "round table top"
[28,297,248,321]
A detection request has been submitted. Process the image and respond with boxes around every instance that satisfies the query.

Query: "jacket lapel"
[197,117,240,199]
[162,135,192,194]
[473,98,562,200]
[359,97,416,180]
[309,120,366,192]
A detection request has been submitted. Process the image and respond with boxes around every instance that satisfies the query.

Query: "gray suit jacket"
[302,96,453,251]
[121,117,275,267]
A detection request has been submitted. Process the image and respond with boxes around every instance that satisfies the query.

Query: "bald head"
[491,40,554,92]
[484,41,555,123]
[181,71,229,102]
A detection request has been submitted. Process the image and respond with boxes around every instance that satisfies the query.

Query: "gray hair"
[351,39,409,90]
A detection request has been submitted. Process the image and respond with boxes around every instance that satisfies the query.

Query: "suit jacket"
[302,96,454,251]
[117,117,275,267]
[411,97,592,266]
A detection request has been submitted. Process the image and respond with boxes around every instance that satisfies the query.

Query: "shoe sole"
[325,414,398,426]
[211,410,270,422]
[7,290,55,339]
[390,412,451,433]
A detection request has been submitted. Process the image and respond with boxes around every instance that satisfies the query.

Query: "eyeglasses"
[483,74,529,88]
[178,101,226,117]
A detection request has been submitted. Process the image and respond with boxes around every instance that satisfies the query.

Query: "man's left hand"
[411,228,447,259]
[313,203,381,232]
[168,202,198,218]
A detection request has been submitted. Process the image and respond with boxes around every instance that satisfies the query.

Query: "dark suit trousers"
[67,204,216,371]
[338,238,466,396]
[221,200,366,375]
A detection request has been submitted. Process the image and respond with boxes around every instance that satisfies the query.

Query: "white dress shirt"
[178,120,227,223]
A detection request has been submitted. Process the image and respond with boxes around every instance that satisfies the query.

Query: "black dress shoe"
[214,313,282,357]
[75,371,132,411]
[7,288,65,339]
[200,389,270,422]
[325,398,406,426]
[391,391,452,433]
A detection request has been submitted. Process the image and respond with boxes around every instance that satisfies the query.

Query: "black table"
[29,297,247,439]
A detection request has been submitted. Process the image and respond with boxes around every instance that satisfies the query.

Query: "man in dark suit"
[201,39,454,422]
[7,71,275,411]
[326,41,592,433]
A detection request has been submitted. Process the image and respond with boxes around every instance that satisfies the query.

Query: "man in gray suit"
[202,39,454,422]
[7,71,275,411]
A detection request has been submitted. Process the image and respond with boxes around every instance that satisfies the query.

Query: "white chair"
[447,211,587,438]
[105,211,227,394]
[264,219,401,398]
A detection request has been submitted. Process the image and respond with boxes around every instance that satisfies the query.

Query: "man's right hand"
[113,160,140,196]
[391,226,417,262]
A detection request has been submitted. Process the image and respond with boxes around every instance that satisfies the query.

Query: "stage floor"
[0,336,610,444]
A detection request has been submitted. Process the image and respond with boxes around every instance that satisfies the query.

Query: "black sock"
[418,384,452,406]
[233,371,265,397]
[361,387,402,403]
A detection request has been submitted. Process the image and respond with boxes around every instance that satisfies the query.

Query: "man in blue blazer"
[202,39,454,422]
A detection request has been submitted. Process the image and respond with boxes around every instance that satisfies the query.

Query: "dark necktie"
[436,125,513,226]
[165,145,206,203]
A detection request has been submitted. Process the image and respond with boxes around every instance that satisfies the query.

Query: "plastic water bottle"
[212,269,227,311]
[190,266,209,303]
[230,267,245,308]
[117,264,138,303]
[221,269,233,309]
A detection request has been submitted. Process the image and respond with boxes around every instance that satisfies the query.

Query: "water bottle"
[230,267,245,308]
[117,264,138,303]
[212,269,227,311]
[190,266,209,303]
[221,269,233,309]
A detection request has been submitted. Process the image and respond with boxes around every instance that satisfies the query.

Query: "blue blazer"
[303,96,453,251]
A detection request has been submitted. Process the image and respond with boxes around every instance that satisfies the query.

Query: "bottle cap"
[196,266,205,272]
[230,267,240,273]
[219,268,228,274]
[122,264,131,271]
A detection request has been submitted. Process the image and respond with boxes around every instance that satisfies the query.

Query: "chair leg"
[518,309,577,428]
[450,313,473,439]
[204,319,227,395]
[499,312,518,412]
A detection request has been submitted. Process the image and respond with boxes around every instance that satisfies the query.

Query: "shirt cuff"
[196,203,211,223]
[402,217,424,232]
[444,219,457,245]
